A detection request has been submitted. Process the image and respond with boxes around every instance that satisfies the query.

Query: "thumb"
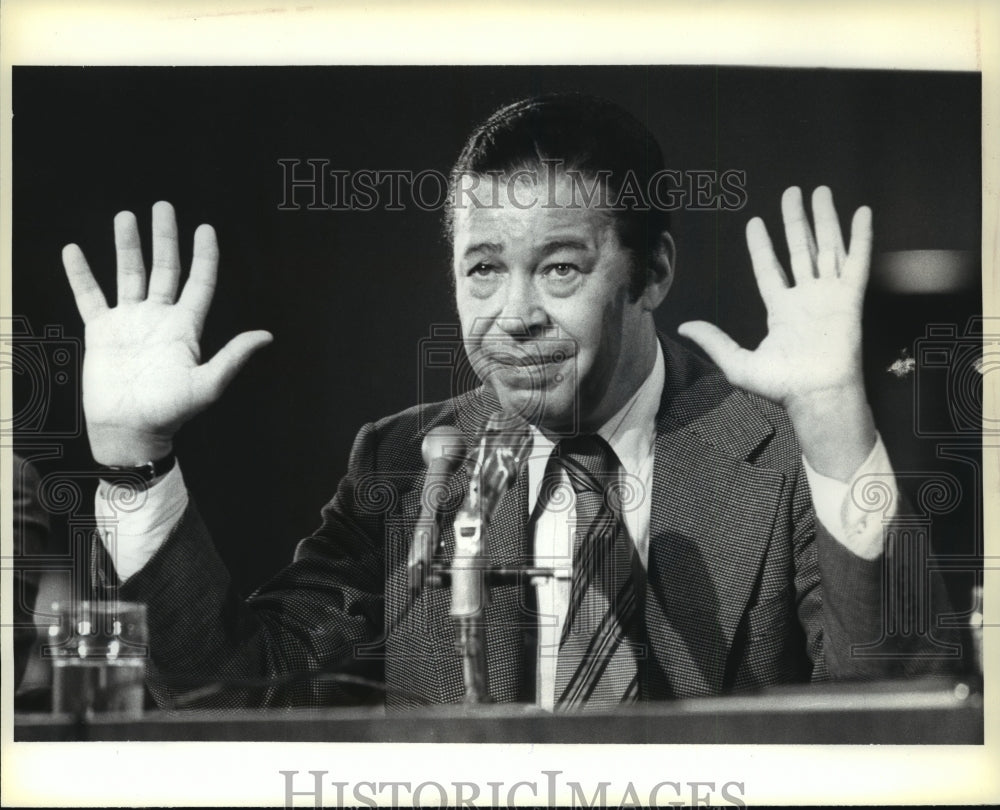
[192,329,274,406]
[677,321,750,387]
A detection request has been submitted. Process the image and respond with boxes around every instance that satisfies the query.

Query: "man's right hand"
[63,201,273,467]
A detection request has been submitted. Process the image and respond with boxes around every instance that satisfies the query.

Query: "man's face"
[452,170,655,433]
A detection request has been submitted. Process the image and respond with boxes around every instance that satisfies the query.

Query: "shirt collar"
[597,338,664,479]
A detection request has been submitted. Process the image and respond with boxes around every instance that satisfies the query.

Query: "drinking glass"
[46,600,147,717]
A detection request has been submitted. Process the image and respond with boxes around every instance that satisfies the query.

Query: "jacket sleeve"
[112,422,388,709]
[792,460,963,681]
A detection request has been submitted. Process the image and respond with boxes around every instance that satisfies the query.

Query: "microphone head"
[421,426,467,468]
[480,411,531,465]
[469,411,533,516]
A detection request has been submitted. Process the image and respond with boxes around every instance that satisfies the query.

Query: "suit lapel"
[643,337,786,697]
[479,468,533,702]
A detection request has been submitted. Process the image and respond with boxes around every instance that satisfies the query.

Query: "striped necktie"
[552,434,641,710]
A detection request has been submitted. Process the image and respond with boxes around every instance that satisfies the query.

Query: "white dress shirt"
[96,342,896,709]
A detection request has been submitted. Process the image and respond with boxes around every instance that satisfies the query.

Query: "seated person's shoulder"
[354,389,488,470]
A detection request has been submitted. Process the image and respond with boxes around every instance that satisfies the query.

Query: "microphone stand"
[450,507,491,703]
[447,415,532,705]
[412,414,566,705]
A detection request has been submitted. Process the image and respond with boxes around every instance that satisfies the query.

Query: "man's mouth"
[479,356,573,378]
[471,344,576,370]
[491,354,567,367]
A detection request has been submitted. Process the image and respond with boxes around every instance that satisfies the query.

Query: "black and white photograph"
[2,2,996,807]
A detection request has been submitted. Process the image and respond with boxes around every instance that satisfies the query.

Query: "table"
[15,677,983,743]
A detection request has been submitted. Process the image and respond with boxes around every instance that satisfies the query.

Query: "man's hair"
[445,93,671,299]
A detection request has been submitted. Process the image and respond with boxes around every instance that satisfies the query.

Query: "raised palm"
[679,185,872,412]
[678,185,878,480]
[63,202,272,465]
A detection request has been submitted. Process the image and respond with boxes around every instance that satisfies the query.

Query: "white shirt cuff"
[801,434,897,561]
[94,460,189,581]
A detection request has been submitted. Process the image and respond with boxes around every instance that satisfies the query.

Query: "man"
[62,94,955,710]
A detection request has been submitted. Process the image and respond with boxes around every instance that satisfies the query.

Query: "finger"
[745,217,790,304]
[177,223,219,335]
[781,186,818,285]
[114,210,147,303]
[816,250,838,280]
[811,186,846,265]
[62,244,109,324]
[812,186,845,280]
[677,321,751,389]
[191,330,273,407]
[147,201,182,304]
[842,205,873,287]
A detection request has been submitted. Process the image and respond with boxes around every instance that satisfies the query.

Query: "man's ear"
[640,230,675,311]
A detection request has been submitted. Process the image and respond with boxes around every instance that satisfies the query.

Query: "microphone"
[450,412,532,703]
[467,412,533,519]
[408,426,466,598]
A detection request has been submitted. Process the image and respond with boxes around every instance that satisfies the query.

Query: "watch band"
[96,452,176,486]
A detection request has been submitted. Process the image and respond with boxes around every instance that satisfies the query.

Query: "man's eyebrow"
[462,241,504,258]
[538,238,591,255]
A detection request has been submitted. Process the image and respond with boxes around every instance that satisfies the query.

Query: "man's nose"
[495,274,547,337]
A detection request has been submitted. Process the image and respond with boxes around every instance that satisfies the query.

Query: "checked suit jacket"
[116,336,959,709]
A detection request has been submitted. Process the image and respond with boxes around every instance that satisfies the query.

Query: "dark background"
[11,66,982,623]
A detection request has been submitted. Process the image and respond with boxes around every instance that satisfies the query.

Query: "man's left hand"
[678,185,877,482]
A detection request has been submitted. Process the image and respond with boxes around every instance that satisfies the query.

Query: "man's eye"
[543,263,580,278]
[469,263,498,277]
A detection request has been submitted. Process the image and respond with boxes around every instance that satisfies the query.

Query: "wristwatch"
[95,452,176,487]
